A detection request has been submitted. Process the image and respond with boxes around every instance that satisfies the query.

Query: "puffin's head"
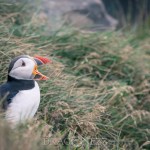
[8,55,52,80]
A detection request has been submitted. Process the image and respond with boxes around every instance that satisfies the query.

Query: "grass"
[0,1,150,150]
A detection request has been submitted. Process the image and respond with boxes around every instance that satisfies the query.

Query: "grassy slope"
[0,1,150,150]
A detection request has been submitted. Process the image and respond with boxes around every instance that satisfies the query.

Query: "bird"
[0,55,52,127]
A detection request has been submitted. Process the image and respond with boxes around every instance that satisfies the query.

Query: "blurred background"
[6,0,150,32]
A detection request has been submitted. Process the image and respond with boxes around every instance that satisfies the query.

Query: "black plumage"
[0,76,35,110]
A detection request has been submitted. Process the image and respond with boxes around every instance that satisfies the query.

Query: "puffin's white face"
[9,57,36,80]
[8,55,51,80]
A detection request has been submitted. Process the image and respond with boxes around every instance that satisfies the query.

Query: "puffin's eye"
[21,61,26,67]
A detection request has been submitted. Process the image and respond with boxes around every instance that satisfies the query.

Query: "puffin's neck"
[7,75,35,90]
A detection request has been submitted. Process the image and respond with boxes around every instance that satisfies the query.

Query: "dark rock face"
[39,0,118,32]
[102,0,150,27]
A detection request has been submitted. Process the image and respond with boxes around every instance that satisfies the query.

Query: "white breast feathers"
[5,81,40,127]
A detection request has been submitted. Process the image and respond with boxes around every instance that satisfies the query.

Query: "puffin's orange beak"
[34,55,52,66]
[32,55,52,80]
[32,65,48,80]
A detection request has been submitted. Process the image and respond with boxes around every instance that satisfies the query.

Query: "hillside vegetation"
[0,1,150,150]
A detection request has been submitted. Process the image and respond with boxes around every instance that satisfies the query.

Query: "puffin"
[0,55,52,127]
